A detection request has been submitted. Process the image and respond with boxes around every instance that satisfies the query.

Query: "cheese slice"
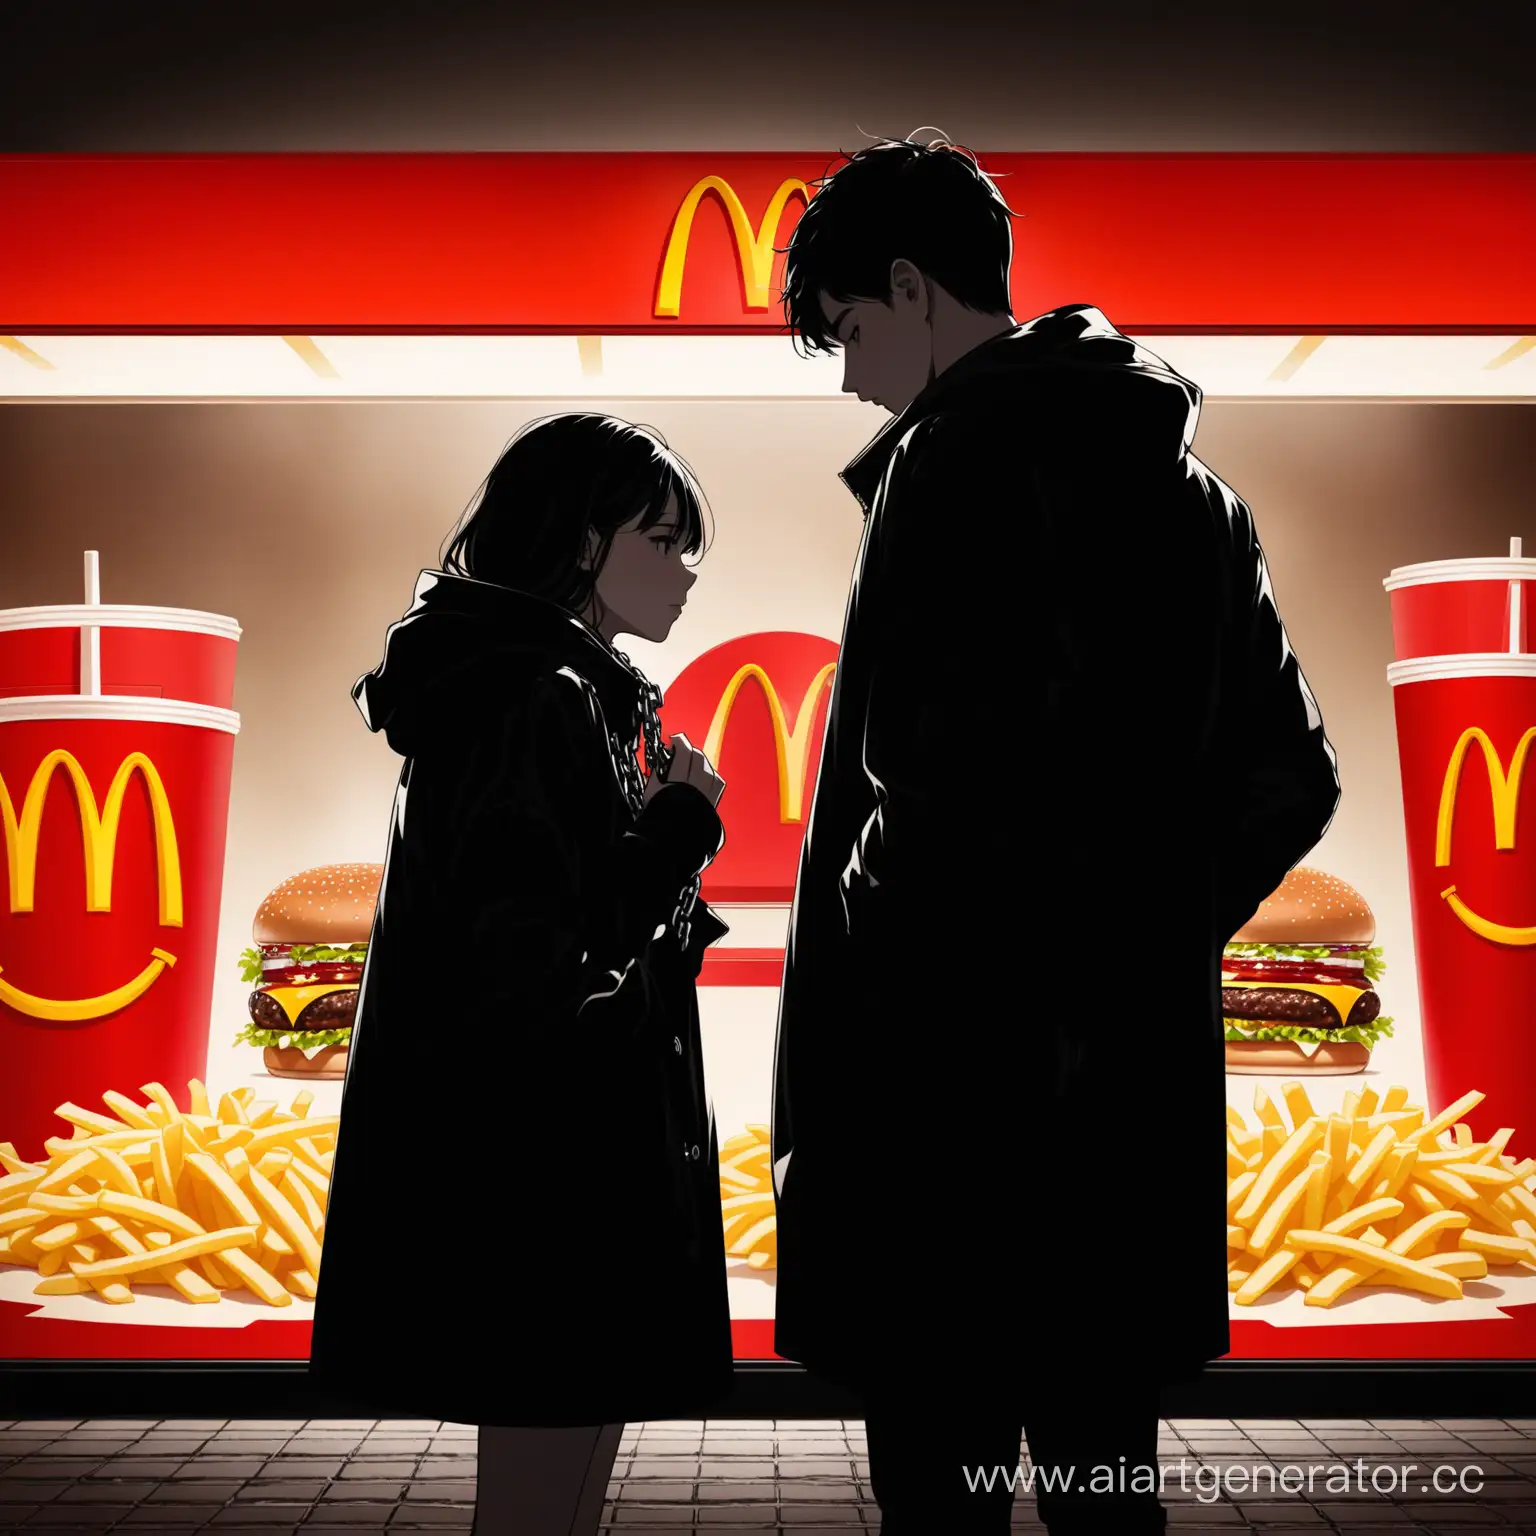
[260,983,356,1028]
[1223,979,1367,1027]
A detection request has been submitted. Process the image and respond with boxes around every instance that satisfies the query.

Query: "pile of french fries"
[1229,1084,1536,1307]
[720,1125,776,1270]
[0,1080,336,1308]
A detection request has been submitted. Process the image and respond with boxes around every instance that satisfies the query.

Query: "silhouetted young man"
[769,133,1341,1535]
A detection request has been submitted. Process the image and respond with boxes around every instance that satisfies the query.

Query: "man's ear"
[889,259,927,315]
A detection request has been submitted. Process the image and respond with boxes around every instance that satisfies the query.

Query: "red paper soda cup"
[1387,540,1535,1153]
[1385,552,1534,660]
[0,556,240,1161]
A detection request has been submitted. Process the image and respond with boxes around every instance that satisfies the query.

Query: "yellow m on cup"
[1435,725,1536,947]
[0,749,182,1020]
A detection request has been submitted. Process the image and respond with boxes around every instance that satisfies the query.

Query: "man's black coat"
[771,305,1342,1389]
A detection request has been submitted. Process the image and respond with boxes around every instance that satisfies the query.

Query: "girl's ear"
[581,528,604,570]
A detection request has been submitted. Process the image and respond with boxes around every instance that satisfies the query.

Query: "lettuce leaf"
[234,1022,352,1052]
[236,943,367,984]
[1224,1015,1395,1048]
[1224,941,1386,986]
[288,944,369,966]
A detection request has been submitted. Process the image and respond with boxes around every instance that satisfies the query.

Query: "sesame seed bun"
[1231,866,1375,947]
[253,863,383,947]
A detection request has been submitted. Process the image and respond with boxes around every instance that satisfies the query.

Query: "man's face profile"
[819,260,933,416]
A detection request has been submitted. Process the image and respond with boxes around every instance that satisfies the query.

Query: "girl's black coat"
[309,573,733,1426]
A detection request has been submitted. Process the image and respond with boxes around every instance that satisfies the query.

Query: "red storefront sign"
[1,153,1532,334]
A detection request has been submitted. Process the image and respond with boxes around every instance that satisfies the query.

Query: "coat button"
[674,1036,682,1055]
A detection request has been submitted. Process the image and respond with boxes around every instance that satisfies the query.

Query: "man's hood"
[841,304,1203,512]
[353,571,644,758]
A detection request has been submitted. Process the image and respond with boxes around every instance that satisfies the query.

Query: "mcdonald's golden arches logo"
[0,749,181,1020]
[704,662,837,823]
[655,175,810,319]
[1436,724,1536,947]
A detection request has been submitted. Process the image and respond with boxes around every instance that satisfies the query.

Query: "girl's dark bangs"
[631,449,709,556]
[665,462,709,556]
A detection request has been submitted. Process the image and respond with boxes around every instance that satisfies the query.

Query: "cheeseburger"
[1223,866,1393,1076]
[235,863,381,1080]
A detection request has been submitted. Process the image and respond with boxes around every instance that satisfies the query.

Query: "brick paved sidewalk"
[2,1417,1535,1533]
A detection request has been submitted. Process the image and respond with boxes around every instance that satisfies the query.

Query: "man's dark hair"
[781,132,1019,354]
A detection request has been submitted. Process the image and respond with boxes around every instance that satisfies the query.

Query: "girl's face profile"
[589,490,698,645]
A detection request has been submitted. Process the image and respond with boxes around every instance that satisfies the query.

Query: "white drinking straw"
[81,550,101,695]
[1510,537,1525,655]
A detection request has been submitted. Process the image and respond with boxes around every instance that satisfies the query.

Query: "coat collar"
[839,321,1026,514]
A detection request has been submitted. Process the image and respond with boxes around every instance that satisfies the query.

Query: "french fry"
[139,1083,184,1122]
[1324,1115,1351,1173]
[1247,1162,1316,1258]
[33,1274,94,1295]
[1422,1251,1488,1280]
[1236,1119,1323,1224]
[280,1169,324,1236]
[186,1153,262,1227]
[1343,1127,1399,1200]
[1281,1083,1316,1129]
[1255,1090,1286,1132]
[246,1168,324,1275]
[33,1221,87,1253]
[101,1092,157,1131]
[1372,1145,1419,1201]
[36,1150,98,1197]
[55,1104,131,1137]
[1461,1230,1536,1264]
[91,1147,142,1198]
[1289,1230,1461,1298]
[68,1225,258,1281]
[1445,1162,1519,1190]
[261,1230,294,1260]
[217,1093,249,1128]
[97,1190,204,1240]
[219,1247,292,1306]
[286,1158,330,1212]
[1413,1090,1486,1147]
[32,1192,96,1216]
[245,1118,341,1161]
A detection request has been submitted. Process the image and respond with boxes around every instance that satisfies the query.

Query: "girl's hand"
[647,731,725,807]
